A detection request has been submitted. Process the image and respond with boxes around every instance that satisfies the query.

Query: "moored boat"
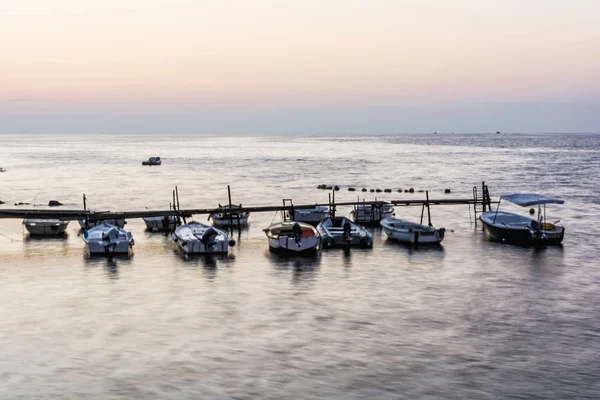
[317,216,373,248]
[142,156,162,166]
[83,223,134,255]
[380,218,445,244]
[351,203,394,225]
[287,206,330,226]
[143,215,177,231]
[209,204,249,227]
[480,193,565,246]
[264,221,321,254]
[78,218,126,229]
[23,219,69,236]
[172,222,232,254]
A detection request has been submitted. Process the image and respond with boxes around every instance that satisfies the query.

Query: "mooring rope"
[0,232,22,242]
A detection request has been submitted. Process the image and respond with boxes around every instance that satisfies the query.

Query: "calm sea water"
[1,133,599,399]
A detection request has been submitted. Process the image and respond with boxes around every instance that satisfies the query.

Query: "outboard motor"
[292,222,302,246]
[201,227,219,250]
[343,220,352,243]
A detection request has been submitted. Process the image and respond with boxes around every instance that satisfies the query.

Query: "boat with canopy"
[480,193,565,246]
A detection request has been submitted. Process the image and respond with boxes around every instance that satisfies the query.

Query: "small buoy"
[397,189,402,192]
[444,189,451,194]
[48,200,63,206]
[334,185,340,191]
[409,188,415,193]
[348,187,355,191]
[370,189,375,192]
[362,188,367,192]
[529,208,535,215]
[376,189,382,193]
[384,189,392,193]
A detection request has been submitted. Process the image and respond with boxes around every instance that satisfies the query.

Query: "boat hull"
[380,219,444,244]
[23,219,69,236]
[317,217,373,248]
[143,216,177,231]
[351,205,394,225]
[267,236,320,254]
[78,218,126,229]
[172,223,230,254]
[480,211,564,246]
[211,215,249,227]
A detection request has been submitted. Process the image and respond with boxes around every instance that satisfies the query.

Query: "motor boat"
[480,193,565,246]
[380,218,445,244]
[142,157,162,166]
[209,204,249,227]
[317,216,373,248]
[287,205,330,226]
[143,215,178,231]
[78,218,126,229]
[264,221,321,254]
[83,223,134,255]
[351,203,394,225]
[172,222,232,254]
[23,219,69,236]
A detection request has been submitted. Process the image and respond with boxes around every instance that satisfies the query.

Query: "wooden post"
[426,190,432,227]
[82,194,87,211]
[227,185,233,234]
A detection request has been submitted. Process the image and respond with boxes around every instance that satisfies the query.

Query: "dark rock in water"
[48,200,63,206]
[348,187,356,191]
[326,186,333,190]
[0,199,4,204]
[317,184,326,189]
[404,189,409,193]
[444,189,451,194]
[409,188,415,193]
[370,189,375,193]
[375,189,382,193]
[362,188,367,192]
[14,202,30,205]
[384,189,392,193]
[334,186,340,191]
[418,190,424,193]
[397,189,402,192]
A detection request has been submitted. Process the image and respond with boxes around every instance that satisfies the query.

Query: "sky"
[1,0,599,134]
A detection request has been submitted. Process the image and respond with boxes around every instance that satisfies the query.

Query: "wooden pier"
[0,183,496,227]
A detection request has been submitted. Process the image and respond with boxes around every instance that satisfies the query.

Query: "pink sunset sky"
[1,0,599,133]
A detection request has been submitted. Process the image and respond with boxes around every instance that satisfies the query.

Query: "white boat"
[82,223,134,255]
[317,216,373,248]
[143,215,177,231]
[380,218,445,244]
[78,218,126,229]
[351,203,394,225]
[480,193,565,246]
[287,206,330,225]
[172,222,231,254]
[23,219,69,236]
[209,204,249,227]
[264,221,321,254]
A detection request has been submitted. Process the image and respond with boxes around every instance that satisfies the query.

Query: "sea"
[0,133,599,399]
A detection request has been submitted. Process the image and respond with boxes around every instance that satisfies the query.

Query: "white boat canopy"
[501,193,565,207]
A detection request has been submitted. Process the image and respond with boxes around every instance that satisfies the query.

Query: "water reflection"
[266,250,322,285]
[177,252,236,281]
[84,254,133,280]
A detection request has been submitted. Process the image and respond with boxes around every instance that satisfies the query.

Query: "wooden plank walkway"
[0,197,496,221]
